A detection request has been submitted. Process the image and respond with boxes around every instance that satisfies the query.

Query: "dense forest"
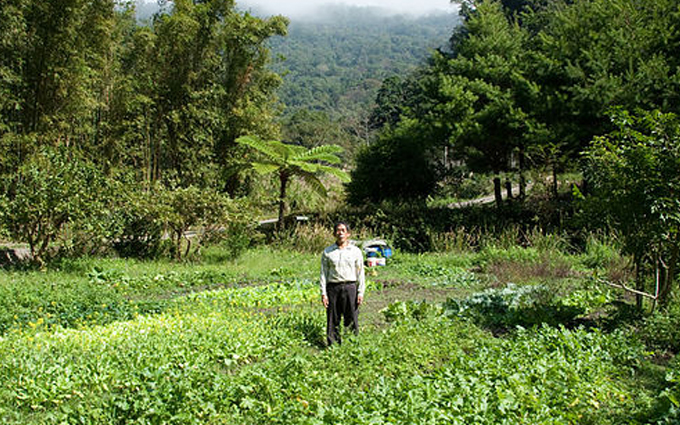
[269,7,455,115]
[268,7,456,152]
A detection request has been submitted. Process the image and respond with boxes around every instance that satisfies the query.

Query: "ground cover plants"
[1,237,679,424]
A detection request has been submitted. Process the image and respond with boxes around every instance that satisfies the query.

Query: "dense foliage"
[235,136,349,230]
[0,0,293,260]
[349,0,680,206]
[581,109,680,305]
[1,0,287,186]
[268,6,456,156]
[269,7,455,114]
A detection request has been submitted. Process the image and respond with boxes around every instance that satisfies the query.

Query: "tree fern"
[235,135,350,230]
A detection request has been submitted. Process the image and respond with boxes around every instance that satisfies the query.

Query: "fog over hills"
[134,0,458,21]
[239,0,457,18]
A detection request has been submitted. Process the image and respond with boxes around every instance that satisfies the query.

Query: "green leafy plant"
[444,283,584,330]
[381,300,439,322]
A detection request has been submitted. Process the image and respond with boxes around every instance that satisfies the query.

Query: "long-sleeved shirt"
[319,243,365,298]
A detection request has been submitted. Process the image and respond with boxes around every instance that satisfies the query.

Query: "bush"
[111,185,170,259]
[0,146,110,264]
[641,300,680,354]
[581,234,622,270]
[346,120,437,205]
[436,167,491,201]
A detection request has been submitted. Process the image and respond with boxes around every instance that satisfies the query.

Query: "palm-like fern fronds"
[317,165,351,182]
[298,171,328,197]
[235,136,280,160]
[235,135,351,230]
[292,145,344,163]
[251,162,279,175]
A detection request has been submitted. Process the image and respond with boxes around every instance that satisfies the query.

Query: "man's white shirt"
[320,243,365,297]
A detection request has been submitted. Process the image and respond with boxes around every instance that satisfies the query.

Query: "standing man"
[320,221,365,346]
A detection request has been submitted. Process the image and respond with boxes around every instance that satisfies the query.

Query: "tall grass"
[271,223,334,254]
[427,227,481,253]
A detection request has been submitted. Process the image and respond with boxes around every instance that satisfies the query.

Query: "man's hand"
[357,295,364,306]
[322,295,329,309]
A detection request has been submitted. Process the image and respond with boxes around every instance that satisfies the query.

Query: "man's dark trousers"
[326,282,358,345]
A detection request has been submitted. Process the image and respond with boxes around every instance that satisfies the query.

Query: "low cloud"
[238,0,456,18]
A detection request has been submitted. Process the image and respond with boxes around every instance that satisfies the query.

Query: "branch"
[596,277,658,300]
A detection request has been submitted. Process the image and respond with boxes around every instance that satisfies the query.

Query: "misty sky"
[238,0,457,17]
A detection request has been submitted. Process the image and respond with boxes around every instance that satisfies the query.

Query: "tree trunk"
[552,162,558,199]
[660,233,680,305]
[505,179,513,202]
[634,255,643,310]
[277,172,289,231]
[175,230,183,261]
[493,175,502,208]
[518,146,526,199]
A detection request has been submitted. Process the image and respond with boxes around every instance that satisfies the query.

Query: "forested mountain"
[268,6,459,118]
[131,2,458,151]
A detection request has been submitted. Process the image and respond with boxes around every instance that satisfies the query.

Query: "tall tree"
[0,0,118,178]
[0,0,28,178]
[436,0,537,206]
[138,0,288,187]
[526,0,680,165]
[581,109,680,307]
[347,118,439,205]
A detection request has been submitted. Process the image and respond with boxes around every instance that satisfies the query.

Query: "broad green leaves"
[0,146,108,263]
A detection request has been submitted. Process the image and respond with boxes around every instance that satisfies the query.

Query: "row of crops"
[1,248,680,423]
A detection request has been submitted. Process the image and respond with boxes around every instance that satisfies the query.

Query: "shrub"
[0,146,110,264]
[641,300,680,354]
[111,185,170,259]
[346,119,437,205]
[581,234,622,270]
[164,186,235,261]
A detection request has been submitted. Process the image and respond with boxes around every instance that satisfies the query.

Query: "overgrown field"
[1,243,679,424]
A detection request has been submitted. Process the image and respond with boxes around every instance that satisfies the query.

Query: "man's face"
[335,224,350,244]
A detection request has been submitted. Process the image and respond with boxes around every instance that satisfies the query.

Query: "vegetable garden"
[1,243,679,424]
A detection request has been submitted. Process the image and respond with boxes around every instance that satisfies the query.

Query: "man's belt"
[328,281,356,286]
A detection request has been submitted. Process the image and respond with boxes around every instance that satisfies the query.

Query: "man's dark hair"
[334,221,351,233]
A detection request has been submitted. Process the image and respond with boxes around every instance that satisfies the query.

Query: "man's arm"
[320,251,329,308]
[355,247,365,305]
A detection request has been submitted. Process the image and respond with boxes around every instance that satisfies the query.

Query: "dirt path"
[448,182,532,208]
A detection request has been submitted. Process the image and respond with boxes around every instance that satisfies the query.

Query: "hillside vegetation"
[269,6,456,116]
